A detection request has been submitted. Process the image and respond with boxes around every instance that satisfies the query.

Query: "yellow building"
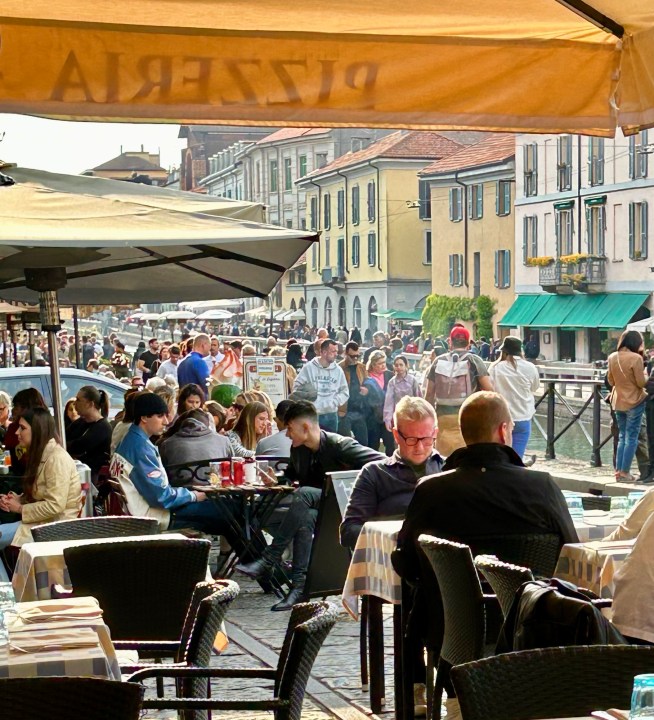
[297,131,463,336]
[421,134,516,337]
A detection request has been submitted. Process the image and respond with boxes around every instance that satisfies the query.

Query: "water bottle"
[565,494,584,519]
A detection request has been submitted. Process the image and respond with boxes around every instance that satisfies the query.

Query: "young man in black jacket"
[237,401,383,610]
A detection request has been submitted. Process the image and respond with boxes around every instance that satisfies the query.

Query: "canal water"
[528,413,614,467]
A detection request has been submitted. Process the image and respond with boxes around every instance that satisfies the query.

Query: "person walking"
[363,350,395,455]
[383,355,422,432]
[488,336,540,460]
[608,329,648,481]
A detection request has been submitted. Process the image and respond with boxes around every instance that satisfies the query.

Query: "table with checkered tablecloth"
[0,597,120,679]
[554,539,635,598]
[573,510,623,543]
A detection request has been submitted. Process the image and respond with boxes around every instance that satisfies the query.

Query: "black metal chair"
[0,676,144,720]
[128,600,339,720]
[474,555,534,620]
[418,535,496,720]
[31,515,160,542]
[62,538,211,643]
[452,645,654,720]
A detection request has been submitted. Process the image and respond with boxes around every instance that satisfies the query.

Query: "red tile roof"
[304,131,463,178]
[421,134,515,175]
[257,128,331,144]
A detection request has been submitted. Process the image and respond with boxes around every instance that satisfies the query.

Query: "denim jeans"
[615,401,647,473]
[339,411,368,446]
[318,412,339,433]
[512,419,532,460]
[264,486,321,586]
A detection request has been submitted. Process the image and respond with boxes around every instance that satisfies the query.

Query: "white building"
[504,130,654,362]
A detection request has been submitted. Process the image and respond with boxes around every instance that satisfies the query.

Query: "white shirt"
[157,358,179,381]
[204,352,224,372]
[489,358,540,422]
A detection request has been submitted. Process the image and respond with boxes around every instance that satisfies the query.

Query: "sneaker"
[414,683,427,717]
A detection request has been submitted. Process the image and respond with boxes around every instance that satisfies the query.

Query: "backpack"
[431,351,473,407]
[496,579,626,653]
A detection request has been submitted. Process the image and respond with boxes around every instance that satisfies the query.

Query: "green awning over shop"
[499,293,649,329]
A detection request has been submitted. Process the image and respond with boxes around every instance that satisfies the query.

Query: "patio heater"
[24,267,66,441]
[22,311,42,366]
[6,314,21,367]
[0,314,7,368]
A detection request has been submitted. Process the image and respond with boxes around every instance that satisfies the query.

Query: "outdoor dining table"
[573,510,623,543]
[554,539,635,598]
[0,596,120,679]
[195,482,295,593]
[12,533,192,602]
[342,519,405,718]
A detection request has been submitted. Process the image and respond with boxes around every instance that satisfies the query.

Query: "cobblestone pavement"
[135,456,625,719]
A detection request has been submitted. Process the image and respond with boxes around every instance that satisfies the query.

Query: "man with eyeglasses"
[0,391,10,443]
[338,341,369,446]
[340,396,442,550]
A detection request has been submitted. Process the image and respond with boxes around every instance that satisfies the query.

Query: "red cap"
[449,326,470,343]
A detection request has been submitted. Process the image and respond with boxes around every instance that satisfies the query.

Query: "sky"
[0,113,186,175]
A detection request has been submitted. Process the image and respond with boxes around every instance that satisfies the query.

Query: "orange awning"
[1,1,653,136]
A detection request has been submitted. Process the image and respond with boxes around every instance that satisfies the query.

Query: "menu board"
[242,357,288,407]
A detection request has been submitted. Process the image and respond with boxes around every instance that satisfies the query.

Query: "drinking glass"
[627,492,646,512]
[565,495,584,518]
[0,583,14,607]
[610,496,629,517]
[631,674,654,719]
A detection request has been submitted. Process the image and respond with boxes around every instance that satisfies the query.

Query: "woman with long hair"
[66,385,112,483]
[0,407,81,546]
[64,398,80,430]
[363,350,395,456]
[4,388,48,473]
[489,336,540,460]
[111,388,141,454]
[177,384,205,417]
[226,401,271,457]
[383,355,423,431]
[608,329,648,481]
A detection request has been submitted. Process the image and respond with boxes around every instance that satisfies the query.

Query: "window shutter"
[477,185,483,218]
[642,131,649,178]
[642,202,649,259]
[504,250,511,288]
[522,218,528,262]
[467,188,472,219]
[456,189,462,220]
[629,136,635,179]
[532,217,539,257]
[494,251,499,287]
[585,206,591,252]
[496,182,500,215]
[629,203,635,259]
[449,188,454,221]
[504,181,511,214]
[599,206,606,256]
[449,255,454,285]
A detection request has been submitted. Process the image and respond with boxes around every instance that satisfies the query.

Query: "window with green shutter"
[367,182,376,222]
[468,184,483,220]
[449,187,463,222]
[496,180,511,216]
[494,250,511,288]
[298,155,307,178]
[269,159,278,192]
[284,158,292,190]
[629,131,649,180]
[418,180,432,220]
[588,138,605,186]
[368,232,377,266]
[352,186,360,225]
[352,234,360,266]
[629,201,649,260]
[523,216,538,263]
[323,192,331,230]
[337,189,345,227]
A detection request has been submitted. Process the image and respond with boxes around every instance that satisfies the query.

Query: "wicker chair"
[62,538,211,643]
[418,535,496,720]
[465,533,561,578]
[122,579,240,720]
[128,600,339,720]
[31,515,160,542]
[452,645,654,720]
[0,676,144,720]
[474,555,534,620]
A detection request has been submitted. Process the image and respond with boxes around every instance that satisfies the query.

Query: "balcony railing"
[539,256,606,293]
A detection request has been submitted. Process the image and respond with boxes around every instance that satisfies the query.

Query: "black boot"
[235,558,272,580]
[270,586,307,612]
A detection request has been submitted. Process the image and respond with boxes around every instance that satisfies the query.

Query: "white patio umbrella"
[196,309,234,321]
[158,311,197,321]
[0,165,317,435]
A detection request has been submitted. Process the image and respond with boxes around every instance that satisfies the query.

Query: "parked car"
[0,368,127,419]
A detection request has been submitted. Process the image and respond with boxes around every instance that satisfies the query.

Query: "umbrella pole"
[72,304,81,369]
[25,269,67,443]
[269,302,274,336]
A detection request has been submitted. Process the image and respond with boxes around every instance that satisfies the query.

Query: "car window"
[0,375,47,404]
[57,376,126,413]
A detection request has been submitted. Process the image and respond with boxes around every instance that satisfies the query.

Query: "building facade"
[297,131,463,335]
[421,134,516,337]
[507,130,654,362]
